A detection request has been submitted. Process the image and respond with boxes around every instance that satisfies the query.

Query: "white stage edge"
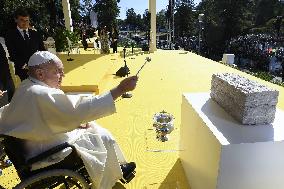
[180,93,284,189]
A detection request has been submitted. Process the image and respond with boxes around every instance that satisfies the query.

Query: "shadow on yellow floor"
[139,159,190,189]
[58,53,117,94]
[113,182,127,189]
[157,159,190,189]
[58,54,107,74]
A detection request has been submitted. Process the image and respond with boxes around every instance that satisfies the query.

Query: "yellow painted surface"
[180,95,222,189]
[1,49,284,188]
[59,54,116,94]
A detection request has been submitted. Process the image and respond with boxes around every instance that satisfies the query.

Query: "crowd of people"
[226,34,284,76]
[0,8,138,188]
[157,36,206,55]
[157,33,283,81]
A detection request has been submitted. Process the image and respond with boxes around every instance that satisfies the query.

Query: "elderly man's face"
[42,61,65,89]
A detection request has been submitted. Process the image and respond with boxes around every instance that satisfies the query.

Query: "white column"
[62,0,73,32]
[149,0,157,52]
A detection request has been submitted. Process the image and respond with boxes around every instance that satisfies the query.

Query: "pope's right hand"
[118,76,138,93]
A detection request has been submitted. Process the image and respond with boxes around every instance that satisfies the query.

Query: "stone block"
[210,73,279,125]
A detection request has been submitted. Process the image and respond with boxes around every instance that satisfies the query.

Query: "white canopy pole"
[149,0,157,52]
[62,0,73,32]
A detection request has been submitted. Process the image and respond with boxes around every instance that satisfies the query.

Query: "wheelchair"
[0,142,12,176]
[0,135,135,189]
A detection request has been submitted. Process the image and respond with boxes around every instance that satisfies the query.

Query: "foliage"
[195,0,284,60]
[156,9,167,31]
[118,37,137,48]
[94,0,120,31]
[125,8,137,30]
[0,0,81,37]
[255,0,280,26]
[124,8,144,31]
[142,9,151,31]
[54,28,80,52]
[175,0,194,7]
[120,8,150,32]
[174,0,195,37]
[135,14,144,31]
[69,0,82,23]
[253,71,274,82]
[80,0,94,17]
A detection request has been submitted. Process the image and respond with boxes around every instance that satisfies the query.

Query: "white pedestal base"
[180,93,284,189]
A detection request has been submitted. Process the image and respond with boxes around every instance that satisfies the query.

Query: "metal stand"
[67,51,74,61]
[121,47,132,98]
[115,47,130,77]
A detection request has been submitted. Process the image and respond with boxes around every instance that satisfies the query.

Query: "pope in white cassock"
[0,51,138,189]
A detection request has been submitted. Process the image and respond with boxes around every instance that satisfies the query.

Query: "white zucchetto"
[28,51,60,67]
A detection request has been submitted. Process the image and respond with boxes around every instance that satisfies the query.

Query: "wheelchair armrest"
[27,142,76,165]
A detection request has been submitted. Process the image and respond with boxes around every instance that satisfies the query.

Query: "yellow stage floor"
[1,49,284,189]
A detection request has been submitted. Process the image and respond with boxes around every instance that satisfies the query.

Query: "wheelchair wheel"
[14,169,90,189]
[0,143,6,162]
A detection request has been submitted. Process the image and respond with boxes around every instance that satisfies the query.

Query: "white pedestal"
[222,54,235,65]
[179,93,284,189]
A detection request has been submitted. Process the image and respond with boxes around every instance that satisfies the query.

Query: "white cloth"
[0,77,125,189]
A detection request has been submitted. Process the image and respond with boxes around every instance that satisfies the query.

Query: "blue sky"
[118,0,202,19]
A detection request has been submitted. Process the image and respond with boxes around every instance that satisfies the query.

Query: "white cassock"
[0,77,126,189]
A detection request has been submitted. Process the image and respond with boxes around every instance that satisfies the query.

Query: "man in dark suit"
[6,8,45,81]
[0,44,15,102]
[111,27,119,54]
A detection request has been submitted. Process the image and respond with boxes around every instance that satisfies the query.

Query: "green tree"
[255,0,280,26]
[176,0,194,7]
[0,0,81,36]
[125,8,137,30]
[69,0,81,24]
[174,0,195,37]
[80,0,94,17]
[136,14,143,31]
[157,9,167,32]
[142,9,150,31]
[94,0,120,30]
[217,0,253,40]
[196,0,254,59]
